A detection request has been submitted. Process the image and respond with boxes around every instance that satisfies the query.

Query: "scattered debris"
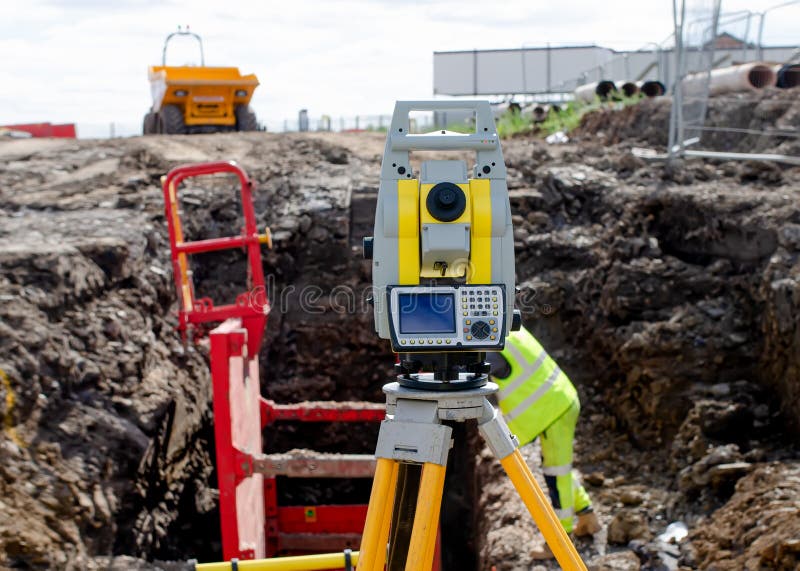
[545,130,569,144]
[657,522,688,544]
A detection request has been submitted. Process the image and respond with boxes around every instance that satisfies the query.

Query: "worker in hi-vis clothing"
[486,325,601,559]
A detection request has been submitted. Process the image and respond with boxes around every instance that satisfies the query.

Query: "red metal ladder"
[161,161,383,562]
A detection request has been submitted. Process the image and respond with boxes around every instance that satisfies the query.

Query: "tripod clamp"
[376,382,517,466]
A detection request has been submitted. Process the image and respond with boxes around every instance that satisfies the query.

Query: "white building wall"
[433,46,798,96]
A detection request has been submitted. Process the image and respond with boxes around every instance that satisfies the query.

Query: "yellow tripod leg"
[404,463,446,571]
[375,461,399,571]
[422,515,440,571]
[359,458,398,571]
[421,468,443,570]
[501,450,587,571]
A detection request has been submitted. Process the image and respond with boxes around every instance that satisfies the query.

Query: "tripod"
[356,373,587,570]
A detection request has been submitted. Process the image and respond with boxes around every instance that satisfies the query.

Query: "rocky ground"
[1,94,799,570]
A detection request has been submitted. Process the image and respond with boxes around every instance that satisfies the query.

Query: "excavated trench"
[97,171,482,567]
[162,184,482,568]
[131,141,799,569]
[2,107,800,570]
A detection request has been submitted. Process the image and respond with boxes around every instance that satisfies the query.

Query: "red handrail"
[161,161,270,355]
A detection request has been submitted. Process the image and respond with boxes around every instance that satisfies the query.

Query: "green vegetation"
[495,110,533,138]
[355,94,646,138]
[438,121,475,134]
[365,124,388,133]
[484,94,646,139]
[537,101,596,136]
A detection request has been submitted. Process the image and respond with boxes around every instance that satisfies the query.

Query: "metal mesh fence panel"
[669,0,800,164]
[670,0,721,151]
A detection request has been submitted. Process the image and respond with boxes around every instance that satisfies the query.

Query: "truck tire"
[235,105,258,131]
[159,105,186,135]
[142,111,157,135]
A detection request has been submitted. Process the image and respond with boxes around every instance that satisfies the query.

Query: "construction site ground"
[1,92,800,570]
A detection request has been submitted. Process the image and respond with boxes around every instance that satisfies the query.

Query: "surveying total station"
[360,101,587,570]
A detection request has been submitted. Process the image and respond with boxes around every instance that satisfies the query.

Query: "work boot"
[574,508,602,537]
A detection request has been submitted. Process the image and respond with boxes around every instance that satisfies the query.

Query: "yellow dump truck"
[143,29,260,135]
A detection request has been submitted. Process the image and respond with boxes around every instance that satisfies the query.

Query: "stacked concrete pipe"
[492,101,522,118]
[773,63,800,88]
[531,104,549,123]
[682,62,777,96]
[638,80,667,97]
[574,80,618,103]
[516,103,552,124]
[619,81,639,97]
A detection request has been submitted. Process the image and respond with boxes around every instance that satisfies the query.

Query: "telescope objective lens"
[426,182,466,222]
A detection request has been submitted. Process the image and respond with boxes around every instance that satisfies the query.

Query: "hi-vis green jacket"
[493,327,578,446]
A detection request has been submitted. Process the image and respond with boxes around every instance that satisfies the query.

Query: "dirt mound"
[689,461,800,570]
[476,137,799,570]
[574,97,671,148]
[574,88,800,155]
[1,128,799,570]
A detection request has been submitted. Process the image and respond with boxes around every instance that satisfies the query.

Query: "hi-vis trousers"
[526,399,592,533]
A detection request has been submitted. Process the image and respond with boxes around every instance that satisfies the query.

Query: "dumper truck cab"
[143,28,260,135]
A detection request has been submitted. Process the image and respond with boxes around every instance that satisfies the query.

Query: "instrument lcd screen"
[398,293,456,334]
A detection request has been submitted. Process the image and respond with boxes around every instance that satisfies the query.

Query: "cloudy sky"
[0,0,796,137]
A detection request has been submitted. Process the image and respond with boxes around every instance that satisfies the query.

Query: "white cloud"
[0,0,795,137]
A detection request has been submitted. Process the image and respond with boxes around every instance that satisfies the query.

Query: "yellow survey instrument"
[358,101,587,570]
